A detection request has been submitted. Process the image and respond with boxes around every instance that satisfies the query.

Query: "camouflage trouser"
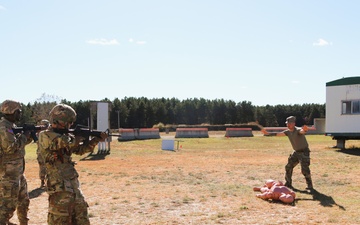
[48,191,90,225]
[285,148,313,187]
[0,175,30,225]
[37,153,46,181]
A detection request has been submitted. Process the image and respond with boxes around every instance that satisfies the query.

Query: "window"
[342,101,351,114]
[342,100,360,114]
[353,100,360,113]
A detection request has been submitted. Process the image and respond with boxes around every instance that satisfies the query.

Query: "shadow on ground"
[80,152,110,161]
[336,148,360,156]
[294,188,346,210]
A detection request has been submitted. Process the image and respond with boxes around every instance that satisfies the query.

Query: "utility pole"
[116,110,120,129]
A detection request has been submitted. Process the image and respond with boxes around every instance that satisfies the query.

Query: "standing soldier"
[262,116,314,191]
[0,100,32,225]
[38,104,107,224]
[36,119,50,188]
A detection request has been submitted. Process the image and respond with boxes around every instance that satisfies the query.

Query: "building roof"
[326,76,360,87]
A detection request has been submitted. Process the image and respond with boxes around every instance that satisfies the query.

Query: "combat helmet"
[49,104,76,126]
[1,100,21,114]
[40,119,50,127]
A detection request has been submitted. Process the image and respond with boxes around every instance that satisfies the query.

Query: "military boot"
[284,182,293,189]
[305,176,313,190]
[18,218,29,225]
[40,179,45,188]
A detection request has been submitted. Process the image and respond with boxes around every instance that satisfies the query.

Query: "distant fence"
[263,121,323,135]
[225,128,253,137]
[138,128,161,139]
[118,129,136,141]
[175,128,209,138]
[118,128,160,141]
[263,127,287,134]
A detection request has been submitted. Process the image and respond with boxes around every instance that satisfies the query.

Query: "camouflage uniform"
[0,100,31,225]
[36,145,46,186]
[284,126,313,189]
[37,120,49,187]
[38,104,103,225]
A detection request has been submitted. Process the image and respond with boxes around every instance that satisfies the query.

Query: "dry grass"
[10,131,360,224]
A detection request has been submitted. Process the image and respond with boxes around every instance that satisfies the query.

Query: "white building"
[325,76,360,149]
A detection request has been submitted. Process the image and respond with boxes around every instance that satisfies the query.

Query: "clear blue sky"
[1,1,359,106]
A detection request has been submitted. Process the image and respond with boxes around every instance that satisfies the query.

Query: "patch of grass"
[24,133,360,224]
[182,196,194,204]
[216,212,225,218]
[327,218,339,223]
[239,206,249,210]
[150,202,159,207]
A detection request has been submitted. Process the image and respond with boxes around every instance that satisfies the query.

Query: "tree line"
[3,97,325,130]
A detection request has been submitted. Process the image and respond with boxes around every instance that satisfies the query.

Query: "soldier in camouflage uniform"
[36,119,50,188]
[262,116,313,190]
[38,104,107,225]
[0,100,32,225]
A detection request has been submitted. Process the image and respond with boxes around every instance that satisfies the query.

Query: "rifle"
[12,124,48,142]
[53,125,121,141]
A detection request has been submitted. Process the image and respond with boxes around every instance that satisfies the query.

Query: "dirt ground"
[9,131,360,224]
